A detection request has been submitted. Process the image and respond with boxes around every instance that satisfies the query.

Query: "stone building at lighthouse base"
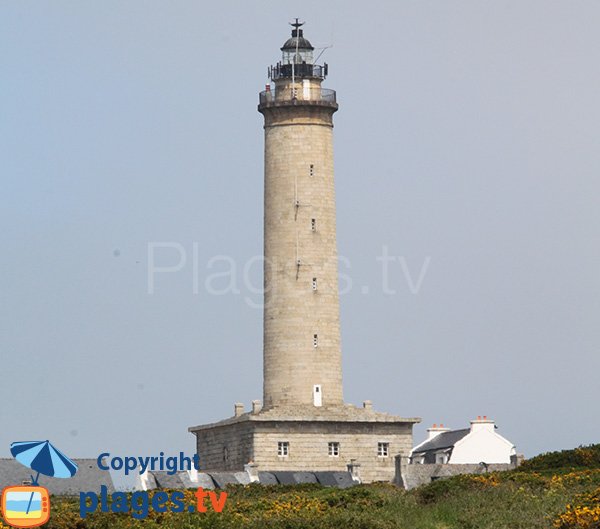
[189,404,419,484]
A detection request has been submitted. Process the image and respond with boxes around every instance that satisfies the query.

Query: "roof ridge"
[411,428,471,454]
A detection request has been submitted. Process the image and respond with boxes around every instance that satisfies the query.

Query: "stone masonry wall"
[252,421,413,483]
[195,422,254,471]
[399,460,517,490]
[261,92,343,409]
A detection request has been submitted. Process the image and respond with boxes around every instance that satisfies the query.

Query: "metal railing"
[270,63,328,80]
[259,87,337,107]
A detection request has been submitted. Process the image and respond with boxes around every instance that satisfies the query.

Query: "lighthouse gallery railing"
[259,88,337,107]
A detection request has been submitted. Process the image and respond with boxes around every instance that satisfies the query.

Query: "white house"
[410,416,516,465]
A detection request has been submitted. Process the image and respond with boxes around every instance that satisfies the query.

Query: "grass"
[2,445,599,529]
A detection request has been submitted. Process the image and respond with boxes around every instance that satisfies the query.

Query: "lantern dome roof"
[281,19,314,51]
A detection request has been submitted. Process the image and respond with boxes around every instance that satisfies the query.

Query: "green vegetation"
[3,445,599,529]
[520,445,600,473]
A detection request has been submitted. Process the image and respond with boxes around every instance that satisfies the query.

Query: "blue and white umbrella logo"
[10,440,78,485]
[9,440,78,516]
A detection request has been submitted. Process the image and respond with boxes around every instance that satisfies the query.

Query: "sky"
[1,1,599,464]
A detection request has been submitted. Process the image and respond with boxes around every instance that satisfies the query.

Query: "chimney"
[188,466,198,483]
[427,423,451,440]
[244,461,260,482]
[363,400,373,411]
[138,471,150,491]
[470,416,495,433]
[347,459,361,483]
[252,400,262,414]
[234,403,244,417]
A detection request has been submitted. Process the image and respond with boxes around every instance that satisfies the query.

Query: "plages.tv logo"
[1,440,78,528]
[81,451,228,519]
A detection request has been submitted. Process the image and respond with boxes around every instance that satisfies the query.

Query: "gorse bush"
[415,473,483,504]
[15,444,600,529]
[554,487,600,529]
[37,475,591,529]
[520,445,600,472]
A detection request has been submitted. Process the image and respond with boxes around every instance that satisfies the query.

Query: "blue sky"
[1,1,599,461]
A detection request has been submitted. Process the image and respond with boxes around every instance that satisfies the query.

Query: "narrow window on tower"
[278,441,289,457]
[313,334,318,348]
[311,218,316,231]
[312,277,317,291]
[328,442,340,457]
[309,164,314,177]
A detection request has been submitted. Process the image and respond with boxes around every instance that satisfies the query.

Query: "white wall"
[450,427,515,464]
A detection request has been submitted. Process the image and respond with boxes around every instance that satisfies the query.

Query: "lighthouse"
[189,22,419,484]
[259,20,342,409]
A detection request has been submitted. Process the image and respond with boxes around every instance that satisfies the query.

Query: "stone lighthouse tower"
[189,22,419,483]
[259,20,342,409]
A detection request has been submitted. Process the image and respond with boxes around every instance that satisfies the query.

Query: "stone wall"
[195,422,255,471]
[253,421,412,483]
[260,87,343,409]
[397,458,517,490]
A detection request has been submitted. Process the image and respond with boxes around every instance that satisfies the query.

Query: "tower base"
[188,405,419,483]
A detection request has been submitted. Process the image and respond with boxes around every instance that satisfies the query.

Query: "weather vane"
[290,18,304,30]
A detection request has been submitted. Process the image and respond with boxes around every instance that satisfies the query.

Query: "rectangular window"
[311,218,316,231]
[313,334,318,348]
[278,441,289,457]
[378,442,389,457]
[309,164,314,176]
[328,442,340,457]
[312,277,317,291]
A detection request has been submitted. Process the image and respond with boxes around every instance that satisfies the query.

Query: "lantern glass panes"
[282,48,314,65]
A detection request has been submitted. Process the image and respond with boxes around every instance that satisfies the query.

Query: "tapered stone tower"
[259,21,342,409]
[189,22,420,483]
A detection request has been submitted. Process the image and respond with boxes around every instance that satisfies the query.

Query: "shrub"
[554,487,600,529]
[521,445,600,473]
[414,474,485,504]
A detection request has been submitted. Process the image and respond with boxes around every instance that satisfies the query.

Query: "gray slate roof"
[145,470,356,489]
[261,471,356,488]
[0,458,115,495]
[257,472,278,485]
[208,472,241,489]
[272,471,318,485]
[412,429,470,454]
[150,471,188,489]
[189,404,420,432]
[147,471,243,489]
[147,471,220,490]
[314,472,356,489]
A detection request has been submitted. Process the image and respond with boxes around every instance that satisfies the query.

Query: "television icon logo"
[1,486,50,528]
